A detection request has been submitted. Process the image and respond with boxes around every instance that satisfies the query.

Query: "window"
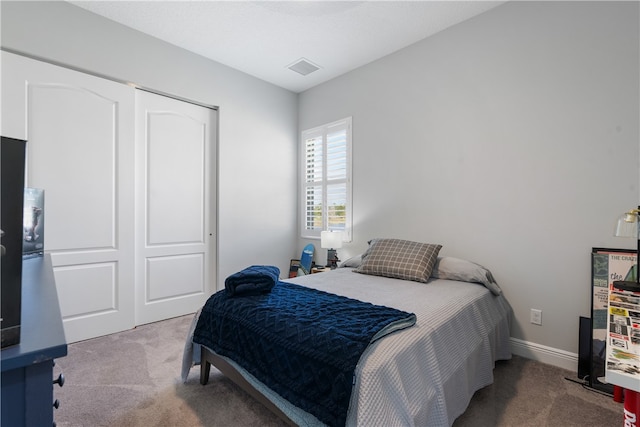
[301,117,352,241]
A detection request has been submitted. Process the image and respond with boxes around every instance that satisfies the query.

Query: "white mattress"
[184,267,513,426]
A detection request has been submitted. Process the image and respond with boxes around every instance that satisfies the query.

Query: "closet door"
[1,52,136,342]
[135,90,216,325]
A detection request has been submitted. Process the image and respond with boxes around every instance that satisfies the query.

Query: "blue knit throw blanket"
[194,279,416,426]
[224,265,280,296]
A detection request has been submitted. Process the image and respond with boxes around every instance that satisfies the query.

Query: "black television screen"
[1,136,26,348]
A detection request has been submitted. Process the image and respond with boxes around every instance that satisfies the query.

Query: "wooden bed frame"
[200,346,297,426]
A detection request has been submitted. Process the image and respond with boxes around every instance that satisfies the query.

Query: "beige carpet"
[53,314,622,427]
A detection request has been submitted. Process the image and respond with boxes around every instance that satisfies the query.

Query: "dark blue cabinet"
[1,255,67,426]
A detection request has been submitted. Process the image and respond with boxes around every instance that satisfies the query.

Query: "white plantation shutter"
[301,117,352,240]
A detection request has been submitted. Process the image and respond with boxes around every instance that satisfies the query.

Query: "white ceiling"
[69,1,506,93]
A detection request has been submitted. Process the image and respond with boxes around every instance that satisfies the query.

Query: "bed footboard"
[199,346,297,426]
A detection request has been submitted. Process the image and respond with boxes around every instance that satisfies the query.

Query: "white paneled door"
[135,90,215,325]
[1,52,217,342]
[1,52,135,342]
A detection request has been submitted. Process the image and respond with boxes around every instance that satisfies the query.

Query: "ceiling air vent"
[288,58,321,76]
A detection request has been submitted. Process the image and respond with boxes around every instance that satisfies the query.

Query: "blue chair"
[288,243,315,277]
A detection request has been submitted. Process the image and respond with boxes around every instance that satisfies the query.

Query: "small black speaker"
[578,316,591,380]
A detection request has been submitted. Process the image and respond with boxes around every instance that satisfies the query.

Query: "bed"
[182,239,513,427]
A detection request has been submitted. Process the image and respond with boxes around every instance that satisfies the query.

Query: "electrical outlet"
[530,308,542,325]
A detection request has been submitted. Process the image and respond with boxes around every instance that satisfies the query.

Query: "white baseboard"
[510,337,578,373]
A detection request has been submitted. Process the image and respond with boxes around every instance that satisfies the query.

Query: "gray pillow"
[338,254,363,268]
[355,238,442,283]
[431,256,502,295]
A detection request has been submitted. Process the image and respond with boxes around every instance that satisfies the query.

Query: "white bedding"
[183,267,512,427]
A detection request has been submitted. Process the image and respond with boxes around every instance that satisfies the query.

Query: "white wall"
[299,1,639,365]
[0,1,298,285]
